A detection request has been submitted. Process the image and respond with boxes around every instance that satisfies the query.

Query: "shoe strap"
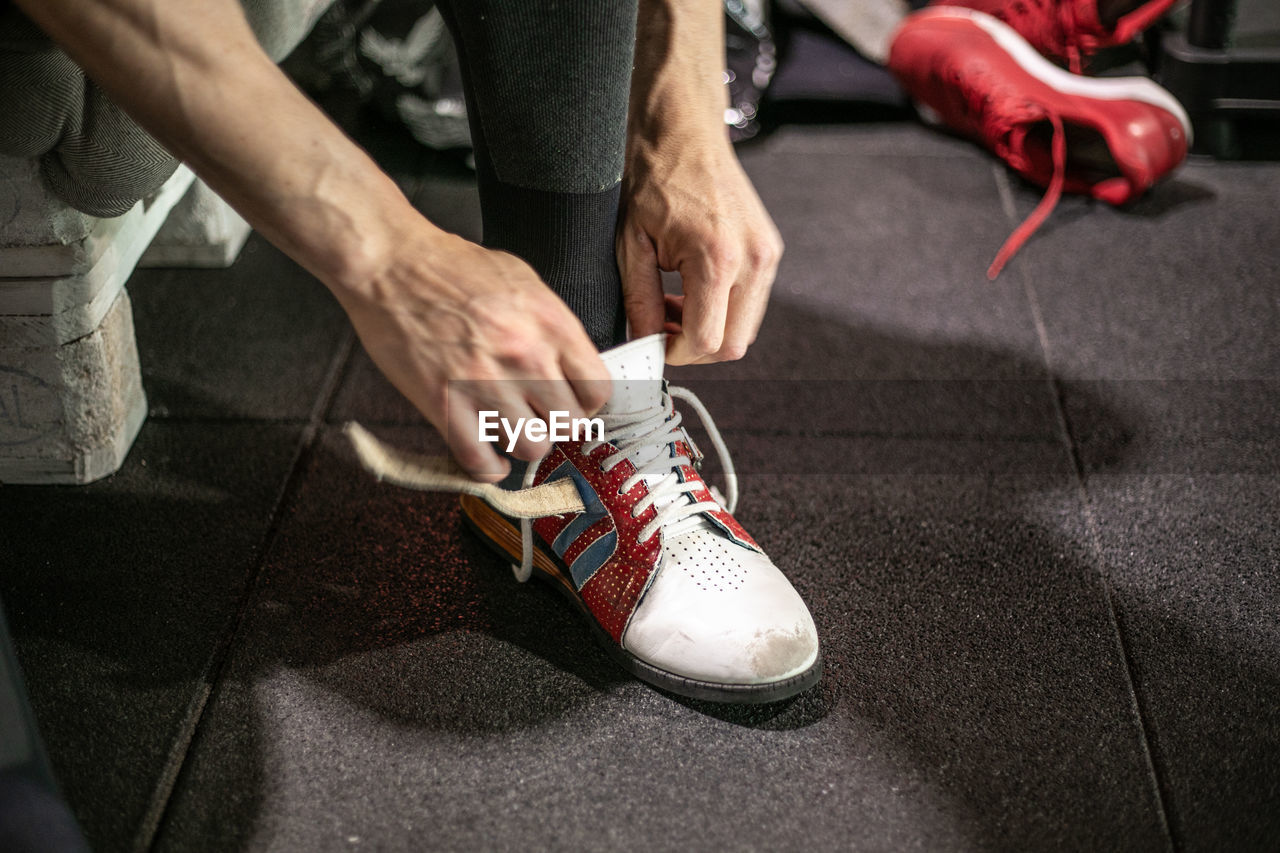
[987,110,1066,279]
[344,422,586,518]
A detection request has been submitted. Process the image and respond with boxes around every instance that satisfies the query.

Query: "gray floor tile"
[1006,161,1280,381]
[1059,379,1280,474]
[155,428,1167,851]
[667,376,1063,438]
[1000,157,1280,849]
[1,421,304,852]
[325,343,426,427]
[737,148,1048,376]
[748,123,990,160]
[130,236,351,420]
[1076,472,1280,852]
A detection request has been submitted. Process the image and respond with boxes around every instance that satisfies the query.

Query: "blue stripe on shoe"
[569,529,618,588]
[542,461,614,588]
[552,478,602,554]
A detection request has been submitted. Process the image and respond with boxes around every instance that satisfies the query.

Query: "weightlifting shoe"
[888,6,1190,277]
[930,0,1181,72]
[456,334,821,703]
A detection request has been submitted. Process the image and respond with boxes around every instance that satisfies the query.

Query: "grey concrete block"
[0,162,195,280]
[0,169,194,347]
[0,290,147,484]
[0,155,94,251]
[139,180,252,269]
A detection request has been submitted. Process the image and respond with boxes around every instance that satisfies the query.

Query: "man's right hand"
[337,227,611,483]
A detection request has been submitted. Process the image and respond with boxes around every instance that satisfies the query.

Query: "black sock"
[436,0,638,350]
[474,165,628,348]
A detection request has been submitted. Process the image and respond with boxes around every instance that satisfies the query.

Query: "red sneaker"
[888,6,1190,278]
[929,0,1181,72]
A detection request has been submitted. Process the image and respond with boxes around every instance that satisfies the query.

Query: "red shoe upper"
[889,7,1189,275]
[528,415,759,643]
[928,0,1181,71]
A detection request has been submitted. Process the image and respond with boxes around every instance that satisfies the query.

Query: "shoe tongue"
[597,334,716,541]
[599,334,666,416]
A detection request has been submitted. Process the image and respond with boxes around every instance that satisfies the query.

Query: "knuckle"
[720,341,748,361]
[512,438,549,463]
[751,237,781,271]
[510,348,546,374]
[496,337,550,374]
[706,240,741,281]
[692,330,722,356]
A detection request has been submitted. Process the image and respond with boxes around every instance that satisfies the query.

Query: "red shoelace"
[996,0,1092,72]
[993,0,1182,73]
[987,110,1066,279]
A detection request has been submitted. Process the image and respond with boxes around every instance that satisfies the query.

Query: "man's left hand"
[618,133,784,365]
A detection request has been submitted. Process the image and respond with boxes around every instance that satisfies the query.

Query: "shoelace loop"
[998,0,1089,72]
[513,385,738,583]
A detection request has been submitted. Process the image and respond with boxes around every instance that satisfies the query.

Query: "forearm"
[629,0,732,163]
[13,0,422,297]
[621,0,782,363]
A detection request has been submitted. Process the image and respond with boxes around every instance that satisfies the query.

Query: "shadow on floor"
[12,296,1275,850]
[137,298,1241,851]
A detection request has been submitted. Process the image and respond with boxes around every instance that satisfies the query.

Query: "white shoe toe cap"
[622,531,819,686]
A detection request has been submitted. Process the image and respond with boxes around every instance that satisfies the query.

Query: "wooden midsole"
[459,494,577,596]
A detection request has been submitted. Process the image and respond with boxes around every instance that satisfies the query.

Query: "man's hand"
[619,133,782,365]
[622,0,784,365]
[338,228,609,483]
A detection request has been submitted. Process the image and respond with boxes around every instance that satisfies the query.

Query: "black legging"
[434,0,639,349]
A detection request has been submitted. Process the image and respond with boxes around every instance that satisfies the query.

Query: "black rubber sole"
[460,499,823,705]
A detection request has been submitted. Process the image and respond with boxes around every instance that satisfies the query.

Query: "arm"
[620,0,784,365]
[14,0,609,480]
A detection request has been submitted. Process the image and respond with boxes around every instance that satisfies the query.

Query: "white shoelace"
[513,385,738,583]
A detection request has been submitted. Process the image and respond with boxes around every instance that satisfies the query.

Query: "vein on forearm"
[629,0,730,157]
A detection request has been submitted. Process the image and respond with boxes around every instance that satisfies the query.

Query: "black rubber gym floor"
[4,105,1278,851]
